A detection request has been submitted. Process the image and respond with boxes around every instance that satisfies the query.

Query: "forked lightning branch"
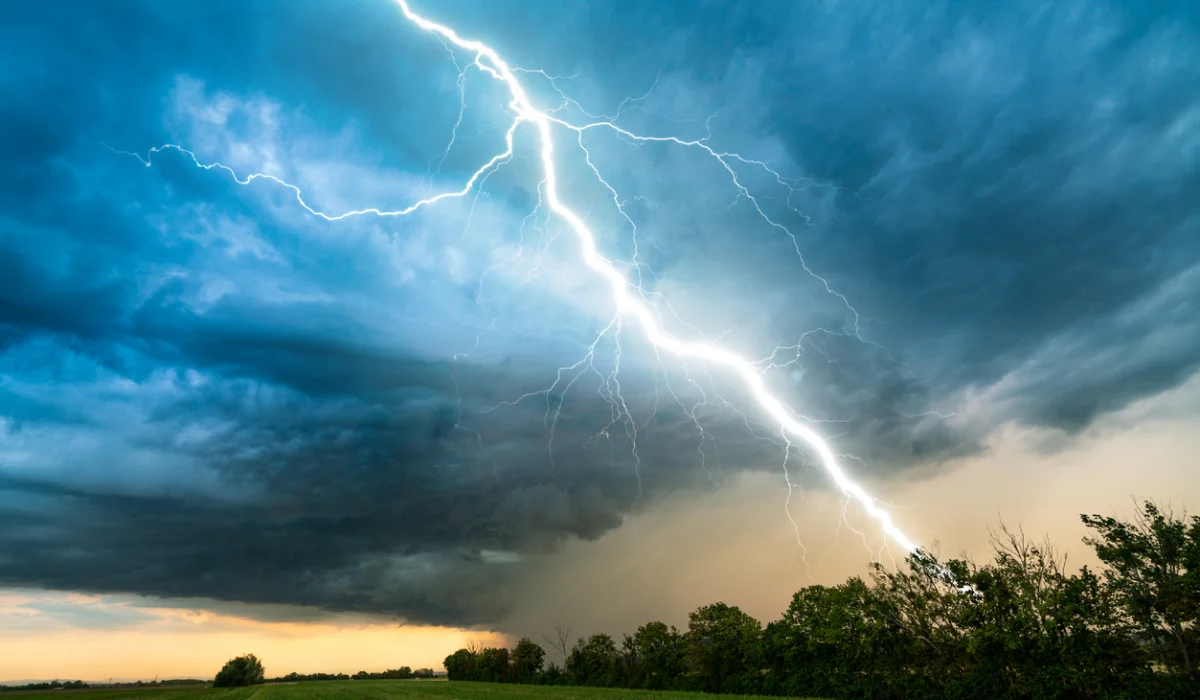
[115,0,923,558]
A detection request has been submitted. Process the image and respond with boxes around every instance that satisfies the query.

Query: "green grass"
[0,681,822,700]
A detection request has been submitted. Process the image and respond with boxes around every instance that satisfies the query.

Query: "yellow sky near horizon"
[0,598,507,683]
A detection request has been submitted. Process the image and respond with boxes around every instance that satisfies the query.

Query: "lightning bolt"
[115,0,924,558]
[390,0,919,555]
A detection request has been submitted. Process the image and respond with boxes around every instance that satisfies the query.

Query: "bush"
[213,654,265,687]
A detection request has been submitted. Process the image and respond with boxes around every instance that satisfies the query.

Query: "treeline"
[445,501,1200,699]
[0,681,89,692]
[212,651,437,688]
[265,668,436,683]
[0,680,203,692]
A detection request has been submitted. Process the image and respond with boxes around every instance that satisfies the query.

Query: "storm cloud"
[1,0,1197,626]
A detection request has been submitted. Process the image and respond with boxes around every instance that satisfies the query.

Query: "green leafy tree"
[868,527,1150,698]
[566,633,619,686]
[512,637,546,683]
[764,576,906,698]
[443,648,476,681]
[1084,501,1200,680]
[538,662,565,685]
[685,602,762,694]
[474,646,512,683]
[213,654,265,687]
[626,621,686,690]
[961,527,1144,697]
[867,552,972,696]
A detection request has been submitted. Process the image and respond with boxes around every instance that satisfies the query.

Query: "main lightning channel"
[392,1,920,555]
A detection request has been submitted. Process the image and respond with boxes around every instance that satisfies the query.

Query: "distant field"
[0,681,823,700]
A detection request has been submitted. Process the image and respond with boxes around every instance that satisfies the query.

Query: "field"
[0,682,822,700]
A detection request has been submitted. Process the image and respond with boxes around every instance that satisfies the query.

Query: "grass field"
[0,681,822,700]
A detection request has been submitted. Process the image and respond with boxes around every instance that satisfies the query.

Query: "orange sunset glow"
[0,592,506,682]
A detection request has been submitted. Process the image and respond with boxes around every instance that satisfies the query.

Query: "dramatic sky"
[3,0,1199,681]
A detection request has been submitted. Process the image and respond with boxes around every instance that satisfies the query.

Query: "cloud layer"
[1,0,1197,625]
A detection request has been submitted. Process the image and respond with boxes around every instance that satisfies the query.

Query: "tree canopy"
[213,654,265,688]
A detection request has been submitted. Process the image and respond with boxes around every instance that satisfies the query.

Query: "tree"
[626,621,686,690]
[865,527,1150,699]
[474,646,512,683]
[566,633,619,686]
[443,648,477,681]
[512,637,546,683]
[539,662,565,685]
[867,552,971,696]
[1084,501,1200,680]
[766,577,906,698]
[213,654,265,687]
[685,602,762,694]
[959,526,1144,697]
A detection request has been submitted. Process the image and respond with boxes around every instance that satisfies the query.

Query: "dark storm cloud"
[732,0,1200,431]
[0,0,1197,626]
[0,355,777,624]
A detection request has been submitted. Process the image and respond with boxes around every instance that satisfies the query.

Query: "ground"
[0,681,823,700]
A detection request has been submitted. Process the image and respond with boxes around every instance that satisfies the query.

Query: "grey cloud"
[747,0,1200,423]
[992,262,1200,431]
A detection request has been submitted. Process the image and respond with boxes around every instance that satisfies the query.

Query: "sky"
[2,0,1199,683]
